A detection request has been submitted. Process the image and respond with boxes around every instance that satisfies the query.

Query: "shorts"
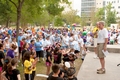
[46,62,51,66]
[97,43,105,58]
[94,38,97,47]
[19,47,21,53]
[0,67,2,72]
[36,50,44,58]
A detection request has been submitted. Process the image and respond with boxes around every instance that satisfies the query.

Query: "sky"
[72,0,81,16]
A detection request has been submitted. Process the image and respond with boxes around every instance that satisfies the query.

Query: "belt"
[97,43,104,45]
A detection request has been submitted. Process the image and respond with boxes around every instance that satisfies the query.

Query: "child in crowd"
[30,51,38,80]
[53,47,62,64]
[0,43,5,80]
[2,58,21,80]
[46,47,52,75]
[47,64,64,80]
[66,67,77,80]
[22,43,29,61]
[23,51,33,80]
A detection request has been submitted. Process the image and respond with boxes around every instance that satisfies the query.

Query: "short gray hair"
[99,21,105,26]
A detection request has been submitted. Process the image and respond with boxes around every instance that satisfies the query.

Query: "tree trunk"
[6,19,9,28]
[16,8,21,41]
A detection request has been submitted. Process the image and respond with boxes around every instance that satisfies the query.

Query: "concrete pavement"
[77,52,120,80]
[87,45,120,53]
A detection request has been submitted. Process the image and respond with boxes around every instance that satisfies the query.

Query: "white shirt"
[86,36,92,43]
[62,36,69,46]
[12,42,18,53]
[44,39,51,47]
[110,36,114,41]
[117,35,120,44]
[71,41,80,51]
[78,38,84,47]
[97,28,108,43]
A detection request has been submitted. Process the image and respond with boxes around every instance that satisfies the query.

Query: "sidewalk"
[87,45,120,53]
[77,52,120,80]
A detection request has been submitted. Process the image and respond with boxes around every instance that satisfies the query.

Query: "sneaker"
[97,69,105,74]
[93,54,98,59]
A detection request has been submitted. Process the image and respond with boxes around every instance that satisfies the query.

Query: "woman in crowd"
[35,37,42,62]
[11,38,19,60]
[2,58,21,80]
[22,43,29,61]
[7,44,17,58]
[0,43,5,80]
[4,37,10,54]
[46,47,52,75]
[23,51,35,80]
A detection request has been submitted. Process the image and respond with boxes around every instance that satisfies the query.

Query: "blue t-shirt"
[35,41,42,51]
[18,36,23,47]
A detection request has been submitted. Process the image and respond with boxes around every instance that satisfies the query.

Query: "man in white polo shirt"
[97,21,108,74]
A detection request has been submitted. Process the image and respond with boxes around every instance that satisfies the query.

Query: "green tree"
[0,0,13,27]
[62,9,81,25]
[8,0,25,39]
[106,3,116,27]
[92,8,105,25]
[54,16,64,26]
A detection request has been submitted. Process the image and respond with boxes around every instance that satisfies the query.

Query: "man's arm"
[104,38,108,47]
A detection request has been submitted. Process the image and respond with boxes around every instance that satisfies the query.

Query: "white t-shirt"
[69,37,73,45]
[12,42,18,53]
[78,38,84,47]
[71,41,80,51]
[44,40,51,47]
[62,36,69,46]
[110,36,114,41]
[86,36,92,43]
[97,28,108,43]
[117,35,120,44]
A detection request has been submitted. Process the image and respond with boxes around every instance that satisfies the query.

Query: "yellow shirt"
[30,58,36,71]
[24,60,32,74]
[93,27,99,38]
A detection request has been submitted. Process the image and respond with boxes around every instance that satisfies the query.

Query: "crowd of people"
[0,23,119,80]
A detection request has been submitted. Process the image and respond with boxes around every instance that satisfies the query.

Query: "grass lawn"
[18,58,82,80]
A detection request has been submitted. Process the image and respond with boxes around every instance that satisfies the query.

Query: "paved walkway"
[87,44,120,49]
[87,45,120,53]
[77,52,120,80]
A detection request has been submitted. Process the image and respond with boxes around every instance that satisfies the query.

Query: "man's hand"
[104,46,107,51]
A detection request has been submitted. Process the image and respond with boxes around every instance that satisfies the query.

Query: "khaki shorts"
[94,38,97,47]
[97,43,105,58]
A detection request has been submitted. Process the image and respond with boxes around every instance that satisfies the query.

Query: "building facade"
[81,0,96,18]
[104,0,120,17]
[81,0,120,18]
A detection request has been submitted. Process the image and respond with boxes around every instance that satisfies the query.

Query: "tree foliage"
[106,3,116,27]
[62,9,81,25]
